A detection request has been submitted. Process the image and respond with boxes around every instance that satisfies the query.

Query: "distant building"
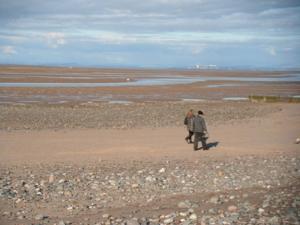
[195,64,218,70]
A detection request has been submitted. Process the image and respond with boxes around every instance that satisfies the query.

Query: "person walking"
[184,109,195,144]
[193,110,208,150]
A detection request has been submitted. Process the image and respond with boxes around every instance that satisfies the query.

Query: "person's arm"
[202,118,207,132]
[192,118,196,131]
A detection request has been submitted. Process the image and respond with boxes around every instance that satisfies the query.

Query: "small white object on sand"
[295,138,300,144]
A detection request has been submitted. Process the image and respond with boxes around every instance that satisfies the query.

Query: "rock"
[179,212,188,217]
[58,221,66,225]
[227,205,238,213]
[209,196,219,204]
[66,206,74,211]
[268,216,281,225]
[242,194,249,198]
[163,217,174,224]
[2,211,11,216]
[102,214,110,219]
[58,179,65,184]
[40,179,46,186]
[258,208,265,215]
[189,213,197,220]
[131,183,139,188]
[124,219,140,225]
[229,195,235,200]
[35,214,47,220]
[208,208,216,214]
[145,176,155,182]
[159,168,166,173]
[49,174,55,183]
[295,138,300,144]
[17,215,25,219]
[177,200,191,208]
[181,220,192,225]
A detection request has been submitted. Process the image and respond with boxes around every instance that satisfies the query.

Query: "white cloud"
[79,30,257,46]
[1,46,17,55]
[0,34,27,43]
[191,45,206,55]
[266,46,276,56]
[44,32,66,48]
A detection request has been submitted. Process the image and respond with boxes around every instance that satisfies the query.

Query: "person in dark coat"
[193,110,208,150]
[184,109,195,143]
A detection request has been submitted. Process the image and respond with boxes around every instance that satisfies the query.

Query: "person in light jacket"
[184,109,195,144]
[193,110,208,150]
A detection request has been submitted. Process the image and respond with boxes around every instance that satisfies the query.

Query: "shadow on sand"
[195,141,219,151]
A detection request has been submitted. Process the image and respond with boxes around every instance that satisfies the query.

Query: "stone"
[17,215,25,219]
[35,214,47,220]
[177,201,191,208]
[268,216,281,225]
[145,176,154,182]
[179,212,188,217]
[131,183,139,188]
[258,208,265,215]
[159,168,166,173]
[58,221,66,225]
[182,220,192,225]
[163,217,174,224]
[124,219,140,225]
[227,205,238,213]
[49,174,55,183]
[209,196,219,204]
[102,214,110,219]
[189,213,197,220]
[58,179,65,184]
[2,211,11,216]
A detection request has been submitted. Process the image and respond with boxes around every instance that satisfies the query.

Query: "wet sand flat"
[0,66,300,104]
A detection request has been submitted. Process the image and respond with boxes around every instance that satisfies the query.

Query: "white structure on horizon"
[195,64,217,69]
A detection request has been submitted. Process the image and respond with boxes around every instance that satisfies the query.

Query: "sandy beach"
[0,66,300,225]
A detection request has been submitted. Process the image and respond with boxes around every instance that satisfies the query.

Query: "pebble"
[0,154,298,224]
[102,214,110,219]
[189,213,197,220]
[177,201,191,208]
[163,217,174,224]
[209,196,220,204]
[159,168,166,173]
[58,221,66,225]
[124,219,140,225]
[268,216,281,225]
[49,174,55,183]
[131,183,139,188]
[35,214,47,220]
[227,205,238,213]
[0,102,280,130]
[258,208,265,215]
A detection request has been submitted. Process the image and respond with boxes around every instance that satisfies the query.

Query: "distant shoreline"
[1,64,300,73]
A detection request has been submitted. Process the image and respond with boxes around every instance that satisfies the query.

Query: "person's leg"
[188,130,194,143]
[194,132,199,150]
[200,132,208,150]
[185,130,190,143]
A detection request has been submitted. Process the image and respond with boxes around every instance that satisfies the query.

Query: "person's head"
[186,109,194,117]
[198,110,204,115]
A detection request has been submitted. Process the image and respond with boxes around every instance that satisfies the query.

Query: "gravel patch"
[0,102,280,130]
[0,155,299,224]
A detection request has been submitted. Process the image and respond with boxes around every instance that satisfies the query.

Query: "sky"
[0,0,300,69]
